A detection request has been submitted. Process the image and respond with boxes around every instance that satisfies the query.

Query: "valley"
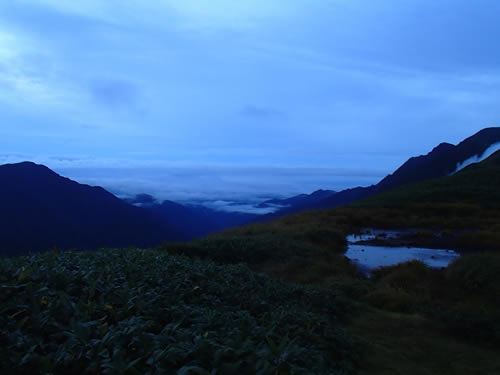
[2,129,500,374]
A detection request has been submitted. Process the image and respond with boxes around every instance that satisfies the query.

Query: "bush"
[445,253,500,299]
[295,228,347,251]
[0,249,358,374]
[362,287,418,314]
[160,235,324,266]
[261,254,361,286]
[436,304,500,346]
[370,260,439,296]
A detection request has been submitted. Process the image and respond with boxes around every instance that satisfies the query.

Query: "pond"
[345,230,460,274]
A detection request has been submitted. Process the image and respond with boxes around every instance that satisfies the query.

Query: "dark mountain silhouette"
[361,148,500,207]
[0,162,185,256]
[174,204,256,235]
[259,127,500,219]
[258,189,336,210]
[376,127,500,191]
[318,127,500,209]
[126,196,257,239]
[125,193,158,207]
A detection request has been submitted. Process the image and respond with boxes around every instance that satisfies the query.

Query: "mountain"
[145,200,257,239]
[258,189,336,210]
[361,148,500,207]
[375,127,500,191]
[261,127,500,219]
[0,162,184,255]
[124,193,257,238]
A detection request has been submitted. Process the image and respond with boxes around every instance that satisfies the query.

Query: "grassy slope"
[163,151,500,374]
[348,257,500,375]
[159,225,500,374]
[342,151,500,251]
[361,149,500,207]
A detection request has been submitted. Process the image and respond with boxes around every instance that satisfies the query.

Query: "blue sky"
[1,1,500,208]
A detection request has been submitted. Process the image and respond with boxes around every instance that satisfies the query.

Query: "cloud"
[48,156,81,162]
[199,200,278,215]
[0,153,33,165]
[0,153,388,212]
[51,165,382,213]
[45,162,386,213]
[0,29,65,110]
[453,142,500,174]
[90,79,139,109]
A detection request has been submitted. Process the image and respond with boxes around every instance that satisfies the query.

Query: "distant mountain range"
[262,127,500,219]
[257,189,336,210]
[2,127,500,255]
[0,163,255,255]
[125,194,257,239]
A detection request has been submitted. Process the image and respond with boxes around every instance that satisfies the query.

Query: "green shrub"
[436,304,500,346]
[295,228,347,251]
[160,235,323,266]
[445,253,500,299]
[262,254,362,286]
[456,231,500,251]
[362,287,418,314]
[370,261,438,296]
[0,249,357,374]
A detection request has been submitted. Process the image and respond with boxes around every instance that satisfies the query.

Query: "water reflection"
[345,230,460,273]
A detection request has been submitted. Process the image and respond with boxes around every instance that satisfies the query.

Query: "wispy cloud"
[453,142,500,174]
[90,79,140,110]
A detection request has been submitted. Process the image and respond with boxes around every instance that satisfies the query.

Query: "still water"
[345,231,460,273]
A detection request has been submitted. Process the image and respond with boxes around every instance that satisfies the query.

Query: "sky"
[1,1,500,211]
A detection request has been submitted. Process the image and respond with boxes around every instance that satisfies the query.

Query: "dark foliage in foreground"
[0,249,357,374]
[161,235,331,266]
[368,255,500,346]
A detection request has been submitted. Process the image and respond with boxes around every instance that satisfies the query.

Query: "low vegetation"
[3,220,500,374]
[159,203,500,373]
[160,226,356,286]
[0,248,357,375]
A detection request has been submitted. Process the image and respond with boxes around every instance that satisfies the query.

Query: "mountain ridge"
[0,161,183,255]
[259,127,500,219]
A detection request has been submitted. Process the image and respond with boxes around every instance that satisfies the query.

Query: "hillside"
[360,149,500,207]
[319,127,500,209]
[0,162,183,255]
[258,189,337,210]
[375,127,500,190]
[152,144,500,374]
[261,127,500,220]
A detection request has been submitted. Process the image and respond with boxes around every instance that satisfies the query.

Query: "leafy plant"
[0,249,357,374]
